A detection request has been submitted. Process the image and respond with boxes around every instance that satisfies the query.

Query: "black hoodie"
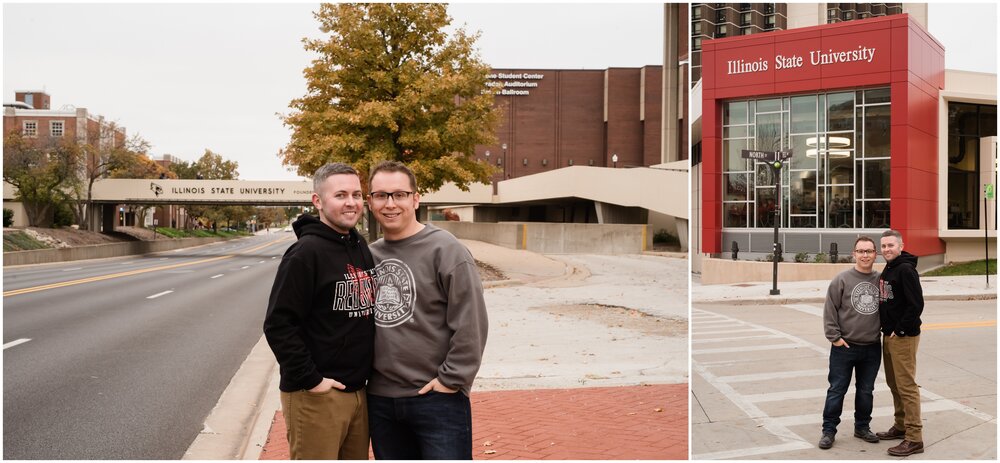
[263,214,377,392]
[878,250,923,337]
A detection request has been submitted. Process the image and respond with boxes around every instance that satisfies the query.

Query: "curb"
[183,335,277,460]
[694,292,997,306]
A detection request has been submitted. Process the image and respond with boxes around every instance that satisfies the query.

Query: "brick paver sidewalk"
[260,383,687,460]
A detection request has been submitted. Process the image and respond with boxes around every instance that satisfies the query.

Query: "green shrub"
[814,252,829,263]
[794,252,810,263]
[653,229,680,246]
[3,231,50,251]
[53,202,75,227]
[3,208,13,228]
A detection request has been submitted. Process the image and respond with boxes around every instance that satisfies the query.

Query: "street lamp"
[501,143,508,178]
[612,153,619,168]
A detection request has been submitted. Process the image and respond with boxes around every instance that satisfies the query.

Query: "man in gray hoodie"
[366,161,489,460]
[818,236,882,450]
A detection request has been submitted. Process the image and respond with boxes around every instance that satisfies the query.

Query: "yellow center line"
[3,237,293,298]
[922,320,997,330]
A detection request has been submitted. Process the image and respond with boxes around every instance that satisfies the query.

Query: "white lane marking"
[62,267,83,272]
[241,266,249,269]
[258,260,265,264]
[271,256,277,259]
[771,401,988,427]
[692,343,801,355]
[784,303,823,317]
[693,328,765,335]
[3,338,32,350]
[716,369,828,383]
[211,274,224,279]
[693,442,813,460]
[744,383,892,403]
[692,334,783,344]
[147,290,173,299]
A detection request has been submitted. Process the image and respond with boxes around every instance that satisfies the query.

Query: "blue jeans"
[822,342,881,435]
[368,392,473,460]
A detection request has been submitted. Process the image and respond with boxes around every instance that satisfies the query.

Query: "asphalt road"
[691,299,997,460]
[3,231,295,459]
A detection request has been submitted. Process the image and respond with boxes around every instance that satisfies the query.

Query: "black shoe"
[818,433,835,449]
[854,429,879,443]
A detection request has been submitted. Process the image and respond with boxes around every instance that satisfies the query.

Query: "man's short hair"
[369,160,418,192]
[854,235,876,250]
[881,229,903,243]
[313,163,359,193]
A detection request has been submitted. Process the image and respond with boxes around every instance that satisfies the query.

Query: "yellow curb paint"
[3,238,292,298]
[522,223,527,250]
[642,226,647,252]
[921,320,996,331]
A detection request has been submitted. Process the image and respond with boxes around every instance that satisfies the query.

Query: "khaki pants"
[883,334,922,441]
[280,387,369,460]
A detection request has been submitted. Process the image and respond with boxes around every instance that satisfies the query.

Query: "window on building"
[50,120,64,137]
[693,37,702,51]
[828,8,837,18]
[692,5,702,20]
[765,15,775,29]
[716,10,726,22]
[842,11,854,20]
[716,24,727,37]
[739,3,751,11]
[741,27,753,35]
[722,88,892,230]
[858,12,867,19]
[947,102,998,230]
[23,121,37,137]
[764,3,774,14]
[693,21,702,34]
[741,12,751,25]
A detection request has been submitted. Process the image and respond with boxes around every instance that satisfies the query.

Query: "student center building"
[697,14,997,267]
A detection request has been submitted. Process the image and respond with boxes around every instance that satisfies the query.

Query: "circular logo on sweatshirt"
[851,281,880,315]
[373,258,415,327]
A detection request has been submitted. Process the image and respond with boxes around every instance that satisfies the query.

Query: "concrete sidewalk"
[186,239,689,460]
[693,273,997,305]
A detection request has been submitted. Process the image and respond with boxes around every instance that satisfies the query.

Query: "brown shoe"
[887,440,924,456]
[876,426,905,440]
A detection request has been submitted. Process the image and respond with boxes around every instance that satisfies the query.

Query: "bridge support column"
[101,204,116,233]
[86,203,102,232]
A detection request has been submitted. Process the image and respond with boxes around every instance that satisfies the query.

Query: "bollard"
[731,241,739,260]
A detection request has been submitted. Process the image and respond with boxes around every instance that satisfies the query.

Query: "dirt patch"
[535,303,687,337]
[115,226,159,241]
[476,259,506,282]
[21,227,128,247]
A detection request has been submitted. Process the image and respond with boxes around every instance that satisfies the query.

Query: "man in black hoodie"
[263,163,377,459]
[875,229,924,456]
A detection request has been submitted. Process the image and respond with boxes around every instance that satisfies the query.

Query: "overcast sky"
[3,3,996,181]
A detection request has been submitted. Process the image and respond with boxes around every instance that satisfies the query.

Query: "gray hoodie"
[824,267,881,345]
[368,223,489,397]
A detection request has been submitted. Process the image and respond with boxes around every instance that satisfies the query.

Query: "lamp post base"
[769,289,781,296]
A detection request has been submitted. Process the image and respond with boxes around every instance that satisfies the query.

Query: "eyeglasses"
[370,191,414,204]
[853,249,877,255]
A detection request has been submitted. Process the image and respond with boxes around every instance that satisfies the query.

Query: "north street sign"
[741,149,792,161]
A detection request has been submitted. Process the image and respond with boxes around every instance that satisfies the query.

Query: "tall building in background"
[691,4,923,84]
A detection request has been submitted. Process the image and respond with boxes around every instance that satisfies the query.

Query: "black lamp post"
[501,143,508,178]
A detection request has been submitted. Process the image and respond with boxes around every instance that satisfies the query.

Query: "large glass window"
[721,88,891,229]
[948,102,998,229]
